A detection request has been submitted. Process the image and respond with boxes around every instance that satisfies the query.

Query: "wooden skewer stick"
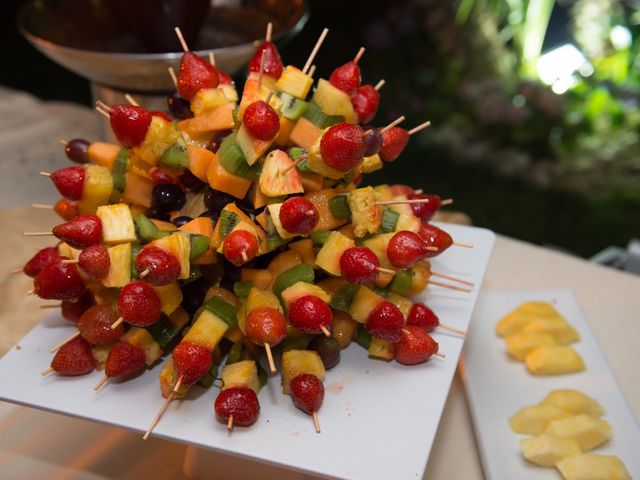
[380,115,406,134]
[124,94,140,107]
[280,155,308,175]
[353,47,365,63]
[94,375,109,391]
[264,91,273,104]
[208,51,216,67]
[264,343,276,373]
[95,101,113,114]
[377,267,396,276]
[32,204,53,209]
[408,121,431,136]
[429,280,472,293]
[441,198,454,206]
[143,376,182,440]
[438,324,467,336]
[168,67,178,88]
[453,241,474,249]
[320,325,331,337]
[40,171,51,177]
[241,251,249,263]
[312,411,321,433]
[375,198,433,206]
[227,415,234,431]
[434,351,446,358]
[174,27,189,52]
[10,268,22,274]
[139,268,150,278]
[374,79,385,91]
[59,139,68,146]
[27,289,35,296]
[302,28,329,74]
[40,304,61,309]
[50,331,80,353]
[431,271,474,287]
[257,50,266,90]
[41,367,54,377]
[23,232,53,237]
[61,259,79,265]
[95,107,110,119]
[110,317,125,330]
[308,64,316,78]
[265,22,273,42]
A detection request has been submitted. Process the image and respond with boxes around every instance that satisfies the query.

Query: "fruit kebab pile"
[20,25,474,437]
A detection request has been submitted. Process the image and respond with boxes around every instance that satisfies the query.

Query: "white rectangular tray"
[0,224,495,480]
[462,290,640,479]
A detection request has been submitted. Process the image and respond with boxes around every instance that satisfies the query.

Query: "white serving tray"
[0,224,494,480]
[462,290,640,479]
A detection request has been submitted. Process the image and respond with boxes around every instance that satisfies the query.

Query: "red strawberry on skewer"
[22,247,60,278]
[351,85,380,124]
[215,388,261,429]
[135,247,181,285]
[223,230,259,266]
[52,214,102,249]
[34,257,86,301]
[395,325,441,365]
[48,166,85,200]
[329,47,364,94]
[172,341,213,385]
[320,123,366,172]
[54,198,80,221]
[248,23,283,79]
[78,244,110,280]
[279,197,319,235]
[60,291,94,323]
[290,373,325,433]
[366,301,405,343]
[387,231,429,268]
[245,307,287,373]
[78,305,125,345]
[43,336,95,377]
[105,341,146,380]
[243,100,280,141]
[173,27,219,101]
[380,121,432,162]
[408,303,467,336]
[409,194,442,222]
[116,281,162,328]
[288,296,333,336]
[340,246,380,285]
[418,223,453,256]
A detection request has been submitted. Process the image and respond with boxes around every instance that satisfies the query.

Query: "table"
[1,88,638,479]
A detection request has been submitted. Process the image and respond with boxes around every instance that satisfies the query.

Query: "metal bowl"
[18,0,308,92]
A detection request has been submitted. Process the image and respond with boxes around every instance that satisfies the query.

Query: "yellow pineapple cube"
[312,78,358,123]
[496,301,560,337]
[556,454,631,480]
[121,327,162,366]
[522,316,580,344]
[395,213,421,233]
[58,242,81,260]
[348,187,382,238]
[221,360,260,393]
[373,184,393,201]
[190,87,234,116]
[281,349,325,394]
[362,154,383,173]
[137,116,181,166]
[541,390,604,417]
[307,138,347,179]
[281,281,331,308]
[78,165,113,214]
[275,65,313,99]
[525,345,585,375]
[160,358,189,399]
[96,203,136,244]
[387,293,412,320]
[521,434,582,467]
[544,414,612,451]
[315,231,356,276]
[506,332,556,361]
[91,344,111,371]
[368,337,395,361]
[150,233,191,279]
[509,404,571,434]
[349,286,385,323]
[102,243,131,288]
[182,309,228,351]
[153,282,183,315]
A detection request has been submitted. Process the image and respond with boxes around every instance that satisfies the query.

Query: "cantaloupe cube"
[525,345,585,376]
[556,454,631,480]
[544,415,612,451]
[521,434,582,467]
[541,390,605,417]
[509,404,571,434]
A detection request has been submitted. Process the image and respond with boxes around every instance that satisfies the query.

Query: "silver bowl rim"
[17,0,309,61]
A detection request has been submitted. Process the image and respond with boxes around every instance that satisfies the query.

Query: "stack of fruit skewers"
[19,25,475,437]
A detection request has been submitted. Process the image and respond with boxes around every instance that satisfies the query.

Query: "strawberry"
[243,101,280,141]
[172,341,212,385]
[379,127,409,162]
[288,296,333,335]
[34,258,86,301]
[105,341,146,377]
[340,246,379,284]
[61,291,94,323]
[54,198,79,221]
[117,281,161,327]
[329,61,361,93]
[387,231,429,268]
[366,301,405,343]
[418,222,453,257]
[407,303,439,332]
[50,336,95,375]
[248,42,283,78]
[78,305,124,345]
[223,230,259,266]
[409,194,441,222]
[319,123,365,172]
[23,247,60,278]
[290,374,324,414]
[150,167,181,186]
[214,387,261,426]
[109,105,153,148]
[245,307,287,346]
[52,214,102,249]
[177,51,219,101]
[50,166,85,200]
[135,247,181,286]
[350,85,380,124]
[279,197,319,235]
[218,70,234,85]
[78,244,110,280]
[395,325,439,365]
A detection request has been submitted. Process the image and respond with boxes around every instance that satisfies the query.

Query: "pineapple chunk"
[96,204,136,244]
[275,66,313,99]
[525,345,585,375]
[79,165,113,214]
[281,281,330,308]
[506,332,556,361]
[183,309,228,351]
[91,344,111,371]
[349,287,385,323]
[348,187,382,238]
[121,327,162,366]
[312,78,358,123]
[160,358,189,399]
[410,260,431,295]
[522,316,580,344]
[259,150,304,197]
[281,349,325,394]
[396,213,421,233]
[102,243,131,288]
[190,87,235,116]
[496,301,560,336]
[315,231,356,276]
[137,116,181,166]
[221,360,260,394]
[521,434,582,468]
[518,301,561,316]
[362,154,383,173]
[237,288,282,334]
[373,184,393,201]
[541,390,605,418]
[149,233,191,279]
[556,454,631,480]
[545,415,612,451]
[509,404,571,434]
[266,203,298,240]
[153,282,183,316]
[236,123,273,166]
[368,337,395,361]
[58,242,81,260]
[387,293,412,319]
[307,138,348,179]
